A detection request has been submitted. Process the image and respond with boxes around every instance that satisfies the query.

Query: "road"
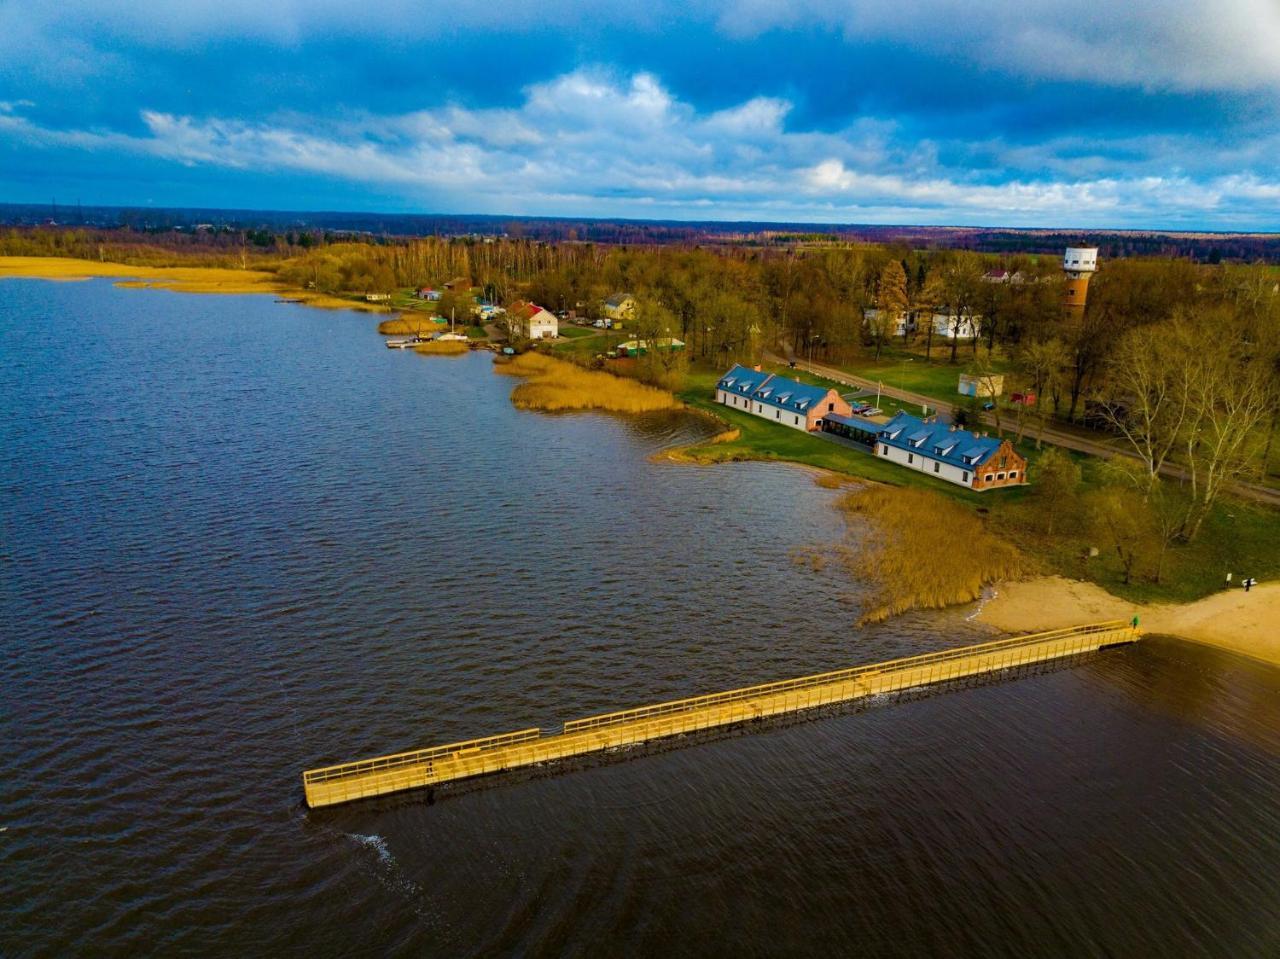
[767,352,1280,508]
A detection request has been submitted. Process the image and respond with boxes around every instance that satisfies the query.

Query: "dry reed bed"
[495,353,682,413]
[0,256,386,310]
[839,487,1026,623]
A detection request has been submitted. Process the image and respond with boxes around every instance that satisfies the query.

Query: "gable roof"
[717,366,835,415]
[604,292,634,308]
[877,412,1005,469]
[511,301,554,322]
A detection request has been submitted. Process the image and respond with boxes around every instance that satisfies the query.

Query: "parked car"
[593,319,606,328]
[858,407,882,417]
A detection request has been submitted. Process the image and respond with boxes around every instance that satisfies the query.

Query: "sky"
[1,0,1278,229]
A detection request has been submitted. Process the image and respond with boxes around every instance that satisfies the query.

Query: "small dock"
[303,621,1139,808]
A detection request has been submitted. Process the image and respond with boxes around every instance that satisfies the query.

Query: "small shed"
[958,373,1003,398]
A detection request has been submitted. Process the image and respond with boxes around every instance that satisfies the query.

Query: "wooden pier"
[302,621,1139,808]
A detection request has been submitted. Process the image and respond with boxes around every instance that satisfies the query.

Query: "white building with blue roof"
[716,364,853,432]
[874,412,1028,490]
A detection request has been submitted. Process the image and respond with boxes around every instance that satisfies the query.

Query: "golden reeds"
[0,256,388,311]
[495,353,682,413]
[839,486,1026,623]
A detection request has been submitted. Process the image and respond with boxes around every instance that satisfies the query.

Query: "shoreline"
[9,259,1273,665]
[976,575,1280,666]
[0,256,389,312]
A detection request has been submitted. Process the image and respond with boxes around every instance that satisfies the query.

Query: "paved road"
[768,352,1280,508]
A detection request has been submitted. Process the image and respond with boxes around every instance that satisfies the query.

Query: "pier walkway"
[303,621,1139,808]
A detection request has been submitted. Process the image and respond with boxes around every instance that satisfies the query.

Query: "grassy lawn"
[820,344,1016,405]
[556,325,597,339]
[465,324,488,340]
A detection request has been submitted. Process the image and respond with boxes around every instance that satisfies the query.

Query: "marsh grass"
[378,317,419,335]
[413,340,470,355]
[839,486,1026,623]
[0,256,388,311]
[495,353,682,413]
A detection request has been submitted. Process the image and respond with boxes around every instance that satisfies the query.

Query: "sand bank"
[978,576,1280,666]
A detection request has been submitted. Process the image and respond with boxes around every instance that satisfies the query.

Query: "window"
[828,402,835,412]
[933,462,940,473]
[997,472,1005,481]
[880,444,888,455]
[794,416,800,425]
[962,471,969,483]
[1009,470,1018,479]
[985,474,994,482]
[776,410,780,420]
[908,453,914,464]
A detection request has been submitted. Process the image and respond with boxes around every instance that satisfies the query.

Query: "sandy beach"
[978,576,1280,666]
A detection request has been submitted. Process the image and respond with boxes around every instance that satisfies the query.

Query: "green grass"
[825,344,1016,406]
[556,325,597,339]
[465,324,488,340]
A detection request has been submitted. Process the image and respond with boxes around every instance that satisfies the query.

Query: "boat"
[385,335,432,349]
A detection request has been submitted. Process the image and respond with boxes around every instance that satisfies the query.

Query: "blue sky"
[1,0,1278,228]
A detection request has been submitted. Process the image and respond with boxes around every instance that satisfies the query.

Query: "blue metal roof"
[717,366,835,416]
[824,413,880,434]
[877,412,1004,469]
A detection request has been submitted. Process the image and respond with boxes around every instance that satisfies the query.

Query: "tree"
[1032,448,1081,535]
[872,259,908,360]
[1090,319,1198,492]
[1015,338,1069,449]
[1085,485,1158,586]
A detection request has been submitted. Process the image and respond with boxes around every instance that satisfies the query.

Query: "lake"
[2,278,1277,957]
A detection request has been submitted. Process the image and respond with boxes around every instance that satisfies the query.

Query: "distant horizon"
[3,201,1277,240]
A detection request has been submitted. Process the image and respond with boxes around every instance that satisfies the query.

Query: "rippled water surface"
[2,279,1278,958]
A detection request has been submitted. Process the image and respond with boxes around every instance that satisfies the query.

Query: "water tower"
[1063,246,1097,315]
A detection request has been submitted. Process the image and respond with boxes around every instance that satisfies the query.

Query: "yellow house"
[602,292,636,321]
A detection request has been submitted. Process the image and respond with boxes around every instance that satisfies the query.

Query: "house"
[873,412,1027,490]
[365,293,391,302]
[473,302,505,319]
[443,276,471,291]
[716,365,852,432]
[864,307,915,338]
[930,312,982,340]
[508,301,559,340]
[615,337,685,357]
[416,287,442,301]
[603,293,636,322]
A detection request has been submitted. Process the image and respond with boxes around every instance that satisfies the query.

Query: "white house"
[716,365,853,432]
[508,301,558,340]
[874,412,1027,491]
[930,312,982,340]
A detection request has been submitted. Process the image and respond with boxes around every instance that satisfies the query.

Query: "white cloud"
[2,70,1278,226]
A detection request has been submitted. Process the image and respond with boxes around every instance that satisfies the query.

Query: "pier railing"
[302,621,1138,808]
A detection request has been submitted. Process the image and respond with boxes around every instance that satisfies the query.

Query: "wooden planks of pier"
[302,621,1139,809]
